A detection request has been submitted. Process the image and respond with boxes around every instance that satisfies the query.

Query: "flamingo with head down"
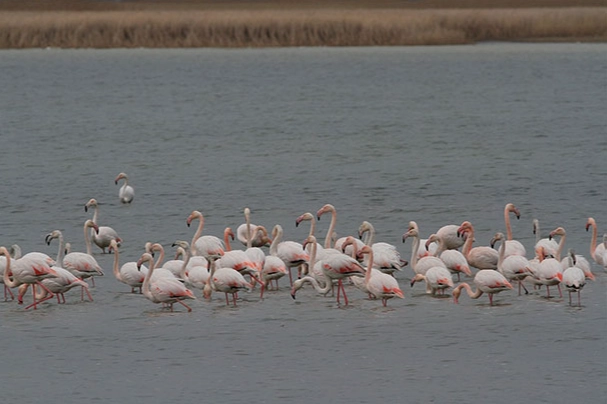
[452,269,513,306]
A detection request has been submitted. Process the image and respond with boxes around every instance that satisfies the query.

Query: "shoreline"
[1,6,606,48]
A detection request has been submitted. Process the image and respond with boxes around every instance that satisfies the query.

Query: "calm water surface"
[0,43,606,404]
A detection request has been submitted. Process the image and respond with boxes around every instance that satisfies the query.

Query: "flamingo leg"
[232,293,238,306]
[557,284,562,298]
[4,285,15,301]
[488,293,494,306]
[568,291,572,306]
[546,285,551,298]
[577,291,581,306]
[83,287,93,302]
[288,268,294,287]
[176,300,193,312]
[25,282,55,310]
[225,293,230,306]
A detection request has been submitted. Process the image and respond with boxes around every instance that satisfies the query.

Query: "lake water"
[0,43,605,404]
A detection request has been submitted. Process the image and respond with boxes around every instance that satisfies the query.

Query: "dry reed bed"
[1,8,606,48]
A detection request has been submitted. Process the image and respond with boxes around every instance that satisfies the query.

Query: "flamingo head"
[316,204,335,221]
[490,232,504,248]
[295,212,314,227]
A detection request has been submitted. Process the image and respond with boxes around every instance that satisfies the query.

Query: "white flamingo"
[585,217,607,270]
[84,198,122,253]
[236,207,270,248]
[502,203,526,257]
[532,219,558,258]
[358,220,405,275]
[114,172,134,204]
[562,249,586,306]
[109,239,146,293]
[63,219,105,287]
[45,230,94,302]
[425,233,471,281]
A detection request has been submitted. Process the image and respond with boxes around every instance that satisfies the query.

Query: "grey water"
[0,43,605,404]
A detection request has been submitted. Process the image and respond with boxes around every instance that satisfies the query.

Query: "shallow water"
[0,43,605,404]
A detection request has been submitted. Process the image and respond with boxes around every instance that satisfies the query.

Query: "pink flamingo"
[273,224,309,286]
[291,235,365,306]
[114,172,134,204]
[63,219,105,288]
[410,266,454,296]
[358,245,404,306]
[2,246,59,309]
[425,233,471,281]
[533,246,563,298]
[490,232,533,295]
[206,255,253,306]
[457,221,498,270]
[186,210,225,258]
[532,219,558,258]
[453,269,513,306]
[137,252,196,312]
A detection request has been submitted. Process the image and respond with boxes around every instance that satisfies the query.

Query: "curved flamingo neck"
[245,209,253,249]
[409,232,420,269]
[554,232,566,261]
[151,244,165,268]
[224,228,233,252]
[456,282,483,299]
[322,207,337,249]
[141,254,156,301]
[84,221,93,255]
[361,222,376,246]
[461,227,474,257]
[588,219,598,257]
[189,213,204,254]
[112,243,122,282]
[364,249,374,284]
[53,232,66,264]
[1,248,17,288]
[179,246,191,279]
[504,204,517,240]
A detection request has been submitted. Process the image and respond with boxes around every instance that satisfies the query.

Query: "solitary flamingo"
[585,217,607,270]
[114,172,134,204]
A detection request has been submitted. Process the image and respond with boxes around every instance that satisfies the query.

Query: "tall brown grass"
[1,8,605,48]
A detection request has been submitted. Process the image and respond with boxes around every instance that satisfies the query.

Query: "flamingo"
[272,224,309,286]
[186,210,225,258]
[410,266,454,296]
[45,230,94,302]
[146,243,185,281]
[316,203,339,250]
[457,221,498,270]
[533,219,558,258]
[490,232,533,295]
[402,222,447,280]
[585,217,607,270]
[172,241,211,298]
[358,245,404,306]
[136,252,196,312]
[0,251,15,301]
[63,219,105,287]
[114,172,134,204]
[548,226,595,281]
[425,233,471,281]
[262,227,289,290]
[206,255,253,306]
[84,198,122,253]
[236,207,270,248]
[1,246,59,310]
[502,203,526,257]
[291,235,365,306]
[533,246,563,298]
[452,270,513,306]
[109,239,146,293]
[562,249,586,306]
[358,220,405,275]
[435,224,465,251]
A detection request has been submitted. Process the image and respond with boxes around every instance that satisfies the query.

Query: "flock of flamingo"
[0,171,605,312]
